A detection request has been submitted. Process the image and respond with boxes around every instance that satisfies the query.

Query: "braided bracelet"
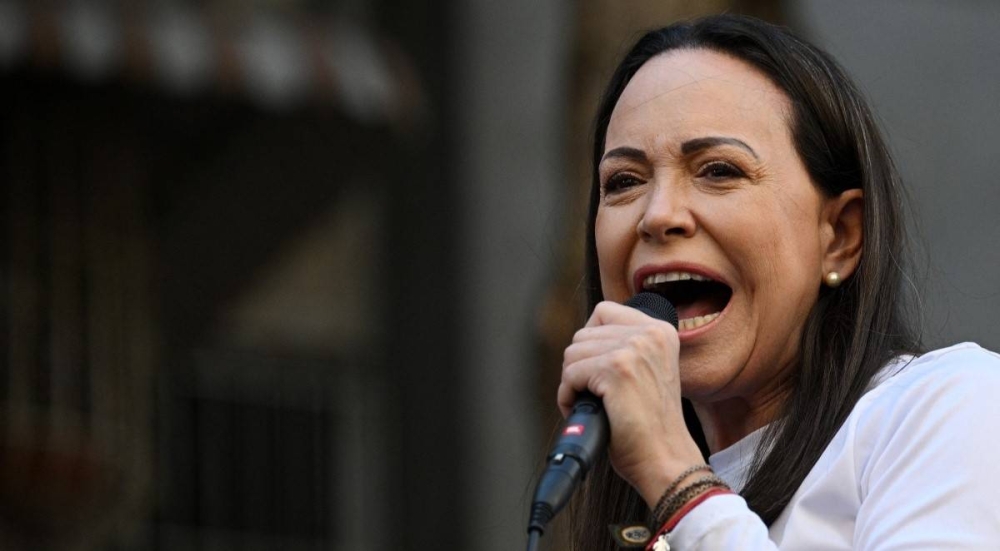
[652,475,730,527]
[649,464,712,521]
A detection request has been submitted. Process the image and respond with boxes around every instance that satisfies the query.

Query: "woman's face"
[596,49,836,406]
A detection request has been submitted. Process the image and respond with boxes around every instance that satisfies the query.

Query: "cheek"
[594,209,633,299]
[708,192,823,297]
[741,199,825,312]
[749,187,822,256]
[772,201,826,280]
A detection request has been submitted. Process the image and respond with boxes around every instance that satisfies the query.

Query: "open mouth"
[641,271,732,331]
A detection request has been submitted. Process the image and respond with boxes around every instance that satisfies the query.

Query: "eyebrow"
[601,136,759,165]
[600,146,648,164]
[681,136,759,159]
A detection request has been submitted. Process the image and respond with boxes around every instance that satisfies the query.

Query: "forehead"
[606,48,793,152]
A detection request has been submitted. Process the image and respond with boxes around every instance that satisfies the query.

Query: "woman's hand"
[559,300,706,508]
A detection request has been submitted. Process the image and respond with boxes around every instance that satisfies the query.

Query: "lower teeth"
[678,312,720,331]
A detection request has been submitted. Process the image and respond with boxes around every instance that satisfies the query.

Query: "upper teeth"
[642,271,712,288]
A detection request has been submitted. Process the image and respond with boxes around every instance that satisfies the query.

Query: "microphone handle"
[527,391,608,532]
[552,391,608,469]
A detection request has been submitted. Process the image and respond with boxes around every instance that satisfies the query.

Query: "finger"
[584,300,656,328]
[556,381,574,418]
[557,356,602,415]
[571,324,642,345]
[574,323,678,364]
[557,375,591,419]
[563,337,634,366]
[559,349,640,411]
[585,300,678,331]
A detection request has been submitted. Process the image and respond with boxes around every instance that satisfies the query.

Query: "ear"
[821,188,864,281]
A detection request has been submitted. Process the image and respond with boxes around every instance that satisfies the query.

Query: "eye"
[697,161,745,181]
[602,172,644,195]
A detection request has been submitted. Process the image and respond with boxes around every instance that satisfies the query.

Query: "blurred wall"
[790,1,1000,352]
[451,1,570,549]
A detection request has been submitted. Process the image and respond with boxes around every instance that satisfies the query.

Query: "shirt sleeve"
[668,345,1000,550]
[852,346,1000,549]
[666,493,778,550]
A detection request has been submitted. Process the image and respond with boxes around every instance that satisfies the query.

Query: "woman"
[560,14,1000,550]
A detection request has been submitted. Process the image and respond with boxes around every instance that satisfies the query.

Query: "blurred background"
[1,0,998,550]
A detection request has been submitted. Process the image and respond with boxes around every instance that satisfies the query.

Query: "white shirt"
[667,343,1000,550]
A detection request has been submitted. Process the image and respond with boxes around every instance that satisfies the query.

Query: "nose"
[636,182,696,242]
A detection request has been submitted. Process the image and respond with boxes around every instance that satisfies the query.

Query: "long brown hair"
[574,14,922,550]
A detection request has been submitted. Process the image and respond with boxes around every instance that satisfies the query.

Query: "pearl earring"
[824,271,842,288]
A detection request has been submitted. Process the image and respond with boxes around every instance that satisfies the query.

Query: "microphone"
[526,292,678,541]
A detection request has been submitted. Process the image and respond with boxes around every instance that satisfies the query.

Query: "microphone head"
[624,292,679,329]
